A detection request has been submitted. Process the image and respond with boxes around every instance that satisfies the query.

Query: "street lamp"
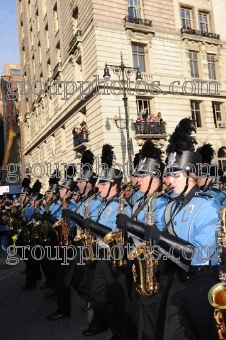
[103,52,142,175]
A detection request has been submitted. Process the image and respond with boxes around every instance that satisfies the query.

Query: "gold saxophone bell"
[208,282,226,339]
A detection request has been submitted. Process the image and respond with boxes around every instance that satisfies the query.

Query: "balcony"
[124,16,155,34]
[52,62,62,80]
[180,28,220,44]
[134,122,167,139]
[73,131,90,151]
[68,30,82,55]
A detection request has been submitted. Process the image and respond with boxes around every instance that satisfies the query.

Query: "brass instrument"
[104,182,136,272]
[208,205,226,339]
[41,197,52,243]
[32,199,44,241]
[74,191,99,265]
[8,198,22,234]
[128,189,166,299]
[52,191,72,246]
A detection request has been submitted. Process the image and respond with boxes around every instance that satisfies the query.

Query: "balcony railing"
[180,28,220,40]
[73,131,89,148]
[68,30,82,54]
[134,122,166,136]
[124,16,152,27]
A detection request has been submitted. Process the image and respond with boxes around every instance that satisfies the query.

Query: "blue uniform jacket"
[24,204,35,222]
[76,195,102,220]
[97,196,132,231]
[132,194,169,230]
[203,185,226,206]
[129,189,144,206]
[165,192,221,266]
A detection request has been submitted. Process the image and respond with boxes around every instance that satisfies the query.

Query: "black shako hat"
[21,177,31,195]
[29,180,43,201]
[196,143,217,177]
[99,144,123,185]
[47,170,61,193]
[130,152,142,178]
[76,150,97,186]
[136,139,165,178]
[165,117,201,174]
[58,165,76,191]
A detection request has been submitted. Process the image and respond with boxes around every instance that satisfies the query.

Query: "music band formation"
[6,117,226,340]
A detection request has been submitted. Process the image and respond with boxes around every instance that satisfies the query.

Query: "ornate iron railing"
[180,28,220,39]
[134,121,166,135]
[124,16,152,27]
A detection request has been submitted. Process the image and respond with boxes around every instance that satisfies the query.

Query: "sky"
[0,0,20,74]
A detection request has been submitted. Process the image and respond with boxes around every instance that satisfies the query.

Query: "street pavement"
[0,252,143,340]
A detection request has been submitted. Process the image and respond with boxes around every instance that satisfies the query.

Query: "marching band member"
[82,144,137,340]
[46,171,77,320]
[117,139,174,340]
[61,150,102,314]
[196,143,226,205]
[119,118,221,340]
[21,180,43,290]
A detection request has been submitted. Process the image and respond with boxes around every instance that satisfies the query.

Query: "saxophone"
[127,189,166,299]
[8,198,22,234]
[32,199,44,241]
[74,191,99,265]
[52,191,72,246]
[208,204,226,340]
[41,197,52,243]
[104,182,137,272]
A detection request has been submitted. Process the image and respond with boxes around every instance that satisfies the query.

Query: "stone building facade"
[16,0,226,190]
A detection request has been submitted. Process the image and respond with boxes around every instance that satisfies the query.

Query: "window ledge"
[124,21,155,35]
[181,33,222,45]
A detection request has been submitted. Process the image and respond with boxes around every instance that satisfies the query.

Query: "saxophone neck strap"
[96,195,118,222]
[131,191,156,220]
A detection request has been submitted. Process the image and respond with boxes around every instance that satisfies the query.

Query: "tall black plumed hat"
[99,144,123,185]
[130,152,142,178]
[196,143,217,177]
[21,177,31,195]
[47,170,61,193]
[77,150,97,186]
[165,117,201,174]
[58,164,76,191]
[136,139,165,177]
[30,180,43,200]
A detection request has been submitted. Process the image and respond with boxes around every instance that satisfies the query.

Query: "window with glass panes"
[207,54,216,80]
[181,8,191,28]
[212,103,222,127]
[132,45,146,72]
[218,147,226,171]
[136,99,150,115]
[189,52,199,78]
[199,12,208,32]
[191,101,202,127]
[128,0,141,18]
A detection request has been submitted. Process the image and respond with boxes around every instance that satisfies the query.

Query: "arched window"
[218,147,226,171]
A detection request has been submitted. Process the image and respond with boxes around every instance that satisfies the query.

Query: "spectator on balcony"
[142,108,148,121]
[147,113,157,122]
[72,125,81,136]
[80,119,88,141]
[156,112,166,124]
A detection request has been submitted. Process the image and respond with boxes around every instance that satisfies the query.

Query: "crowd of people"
[137,110,165,124]
[1,117,226,340]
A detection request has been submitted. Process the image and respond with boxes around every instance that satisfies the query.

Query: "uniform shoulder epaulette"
[195,192,214,199]
[209,186,220,193]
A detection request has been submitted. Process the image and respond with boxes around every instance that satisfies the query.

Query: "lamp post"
[103,52,142,175]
